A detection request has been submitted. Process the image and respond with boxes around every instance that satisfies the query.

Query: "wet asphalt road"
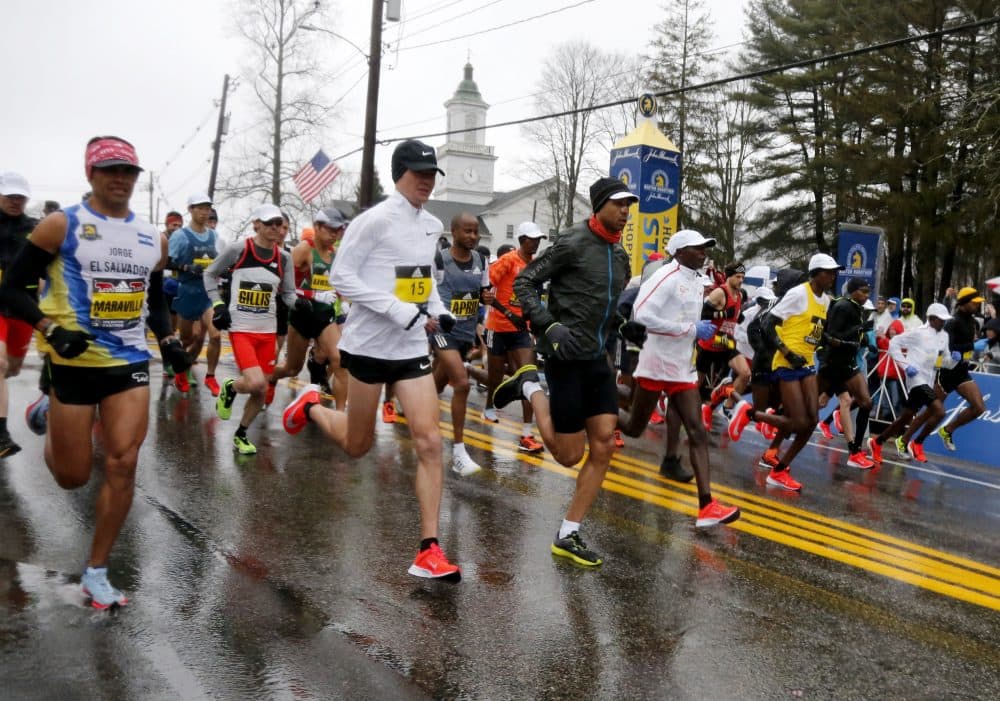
[1,352,999,700]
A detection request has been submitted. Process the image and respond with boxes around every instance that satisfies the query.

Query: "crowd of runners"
[0,135,995,608]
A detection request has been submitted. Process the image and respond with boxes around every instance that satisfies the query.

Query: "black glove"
[619,320,647,348]
[160,337,193,374]
[211,301,231,330]
[437,314,456,333]
[784,350,808,369]
[45,324,93,359]
[544,322,578,360]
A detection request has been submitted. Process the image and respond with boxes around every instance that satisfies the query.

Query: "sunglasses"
[261,218,284,227]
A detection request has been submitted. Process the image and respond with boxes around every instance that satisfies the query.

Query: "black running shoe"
[659,455,693,482]
[0,431,21,459]
[551,531,602,567]
[492,364,539,410]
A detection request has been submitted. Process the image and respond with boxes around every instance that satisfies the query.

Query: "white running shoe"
[452,452,482,476]
[482,407,499,423]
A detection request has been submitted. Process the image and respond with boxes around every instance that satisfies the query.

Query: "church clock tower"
[435,63,497,203]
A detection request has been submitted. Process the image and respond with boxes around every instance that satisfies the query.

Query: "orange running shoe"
[847,451,875,470]
[818,421,834,440]
[868,437,883,464]
[701,403,713,432]
[834,407,844,433]
[612,430,625,449]
[728,400,752,442]
[173,371,190,394]
[710,383,734,407]
[695,499,741,528]
[908,440,928,463]
[766,469,802,492]
[518,435,544,453]
[282,383,321,435]
[382,401,397,423]
[407,542,461,581]
[758,448,780,469]
[204,375,221,397]
[648,408,665,425]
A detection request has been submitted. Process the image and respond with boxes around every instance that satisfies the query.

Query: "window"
[506,224,514,239]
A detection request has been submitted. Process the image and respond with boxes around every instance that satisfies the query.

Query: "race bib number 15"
[395,265,432,303]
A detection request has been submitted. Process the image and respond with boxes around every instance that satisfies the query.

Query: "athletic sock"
[419,537,438,552]
[0,418,7,432]
[454,443,469,458]
[522,381,543,400]
[558,519,581,540]
[850,406,871,453]
[522,423,532,438]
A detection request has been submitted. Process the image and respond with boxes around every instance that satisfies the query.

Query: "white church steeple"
[435,62,497,203]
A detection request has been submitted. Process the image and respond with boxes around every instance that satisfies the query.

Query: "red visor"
[85,138,141,178]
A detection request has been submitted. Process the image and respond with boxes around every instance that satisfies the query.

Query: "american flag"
[292,150,341,203]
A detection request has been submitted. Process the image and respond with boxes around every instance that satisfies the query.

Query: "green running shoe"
[232,434,256,455]
[551,531,602,567]
[894,436,910,460]
[216,379,236,420]
[937,427,956,451]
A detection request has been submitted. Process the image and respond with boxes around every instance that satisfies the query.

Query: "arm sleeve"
[513,242,570,330]
[279,250,298,306]
[633,274,695,338]
[146,270,173,340]
[203,243,243,304]
[0,241,54,326]
[888,331,911,366]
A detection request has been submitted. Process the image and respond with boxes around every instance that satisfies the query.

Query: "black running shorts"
[47,358,150,405]
[904,384,937,412]
[545,357,618,434]
[938,365,973,394]
[340,350,431,385]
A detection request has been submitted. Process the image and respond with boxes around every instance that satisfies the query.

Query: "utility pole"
[208,73,230,200]
[358,0,385,210]
[148,170,155,224]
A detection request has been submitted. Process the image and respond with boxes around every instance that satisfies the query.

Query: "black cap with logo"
[391,140,445,182]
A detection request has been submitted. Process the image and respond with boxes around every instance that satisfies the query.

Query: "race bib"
[90,278,145,329]
[805,315,825,346]
[311,273,332,291]
[236,281,273,314]
[449,296,480,319]
[394,265,431,303]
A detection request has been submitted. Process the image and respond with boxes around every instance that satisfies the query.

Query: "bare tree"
[220,0,339,213]
[521,41,620,230]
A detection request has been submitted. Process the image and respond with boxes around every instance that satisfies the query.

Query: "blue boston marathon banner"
[835,222,883,297]
[923,371,1000,468]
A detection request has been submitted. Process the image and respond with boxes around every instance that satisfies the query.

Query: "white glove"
[312,291,336,305]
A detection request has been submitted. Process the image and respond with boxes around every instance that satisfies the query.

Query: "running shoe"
[408,542,461,581]
[894,436,910,460]
[728,400,752,442]
[381,401,397,423]
[613,430,625,449]
[81,566,128,610]
[518,435,545,453]
[758,449,780,469]
[482,407,499,423]
[0,430,22,459]
[204,375,221,397]
[818,421,834,440]
[452,452,482,476]
[710,382,734,407]
[908,440,927,463]
[659,454,694,482]
[25,393,49,436]
[847,451,875,469]
[283,383,321,435]
[701,403,713,432]
[216,379,236,420]
[695,499,741,528]
[834,408,844,434]
[937,427,956,451]
[551,531,602,567]
[766,469,802,491]
[868,437,883,464]
[233,434,257,455]
[492,364,540,410]
[648,407,665,425]
[173,370,190,395]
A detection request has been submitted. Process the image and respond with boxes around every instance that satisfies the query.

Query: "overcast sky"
[2,0,748,231]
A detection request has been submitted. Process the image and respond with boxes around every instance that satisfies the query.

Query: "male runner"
[618,230,741,526]
[0,136,191,608]
[268,207,349,409]
[168,193,221,395]
[0,172,38,456]
[697,262,751,428]
[432,212,492,476]
[868,304,956,464]
[205,204,300,455]
[491,177,635,567]
[481,222,545,453]
[282,139,461,581]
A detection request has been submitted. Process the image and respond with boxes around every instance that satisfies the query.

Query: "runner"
[281,139,461,581]
[696,262,751,429]
[0,172,38,456]
[204,204,300,455]
[618,230,742,527]
[756,253,843,491]
[268,207,349,409]
[490,177,637,567]
[480,222,545,454]
[431,212,492,476]
[868,304,955,464]
[168,193,221,395]
[0,136,191,608]
[903,287,987,458]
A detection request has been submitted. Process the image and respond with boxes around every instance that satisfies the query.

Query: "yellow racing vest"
[772,282,827,370]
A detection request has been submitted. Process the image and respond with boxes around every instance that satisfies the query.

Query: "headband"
[85,137,140,178]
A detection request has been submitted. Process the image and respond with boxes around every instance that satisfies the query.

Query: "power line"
[156,104,218,178]
[403,0,469,24]
[396,0,596,52]
[399,0,511,42]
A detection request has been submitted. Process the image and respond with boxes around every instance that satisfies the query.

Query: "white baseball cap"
[187,192,213,207]
[808,253,845,271]
[0,172,31,198]
[253,203,284,222]
[925,302,951,320]
[516,221,545,239]
[667,229,716,255]
[863,299,875,310]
